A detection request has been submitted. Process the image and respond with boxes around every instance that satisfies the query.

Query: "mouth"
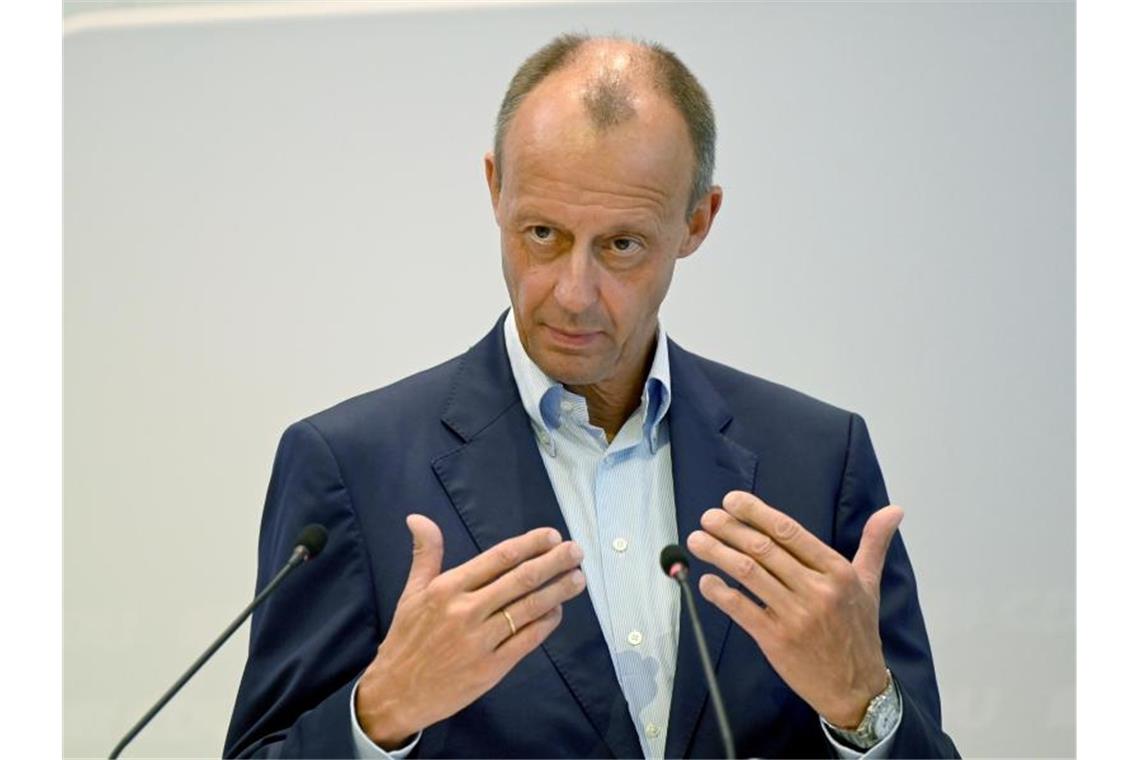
[542,324,603,348]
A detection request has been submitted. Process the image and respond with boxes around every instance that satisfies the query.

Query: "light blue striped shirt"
[503,310,681,760]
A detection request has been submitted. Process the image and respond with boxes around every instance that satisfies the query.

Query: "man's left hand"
[687,490,903,729]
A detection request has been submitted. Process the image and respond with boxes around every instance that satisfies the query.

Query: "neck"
[567,333,658,442]
[573,385,642,443]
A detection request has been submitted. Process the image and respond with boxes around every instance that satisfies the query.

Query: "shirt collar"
[503,309,672,453]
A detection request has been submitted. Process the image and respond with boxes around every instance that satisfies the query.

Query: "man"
[225,34,958,759]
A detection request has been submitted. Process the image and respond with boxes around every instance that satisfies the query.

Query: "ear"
[484,151,502,222]
[677,185,723,259]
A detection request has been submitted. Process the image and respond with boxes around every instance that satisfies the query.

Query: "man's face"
[485,69,721,391]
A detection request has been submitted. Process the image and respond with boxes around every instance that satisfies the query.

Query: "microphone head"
[296,524,328,558]
[660,544,689,578]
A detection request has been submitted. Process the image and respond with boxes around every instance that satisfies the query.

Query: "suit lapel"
[431,314,644,759]
[663,342,759,759]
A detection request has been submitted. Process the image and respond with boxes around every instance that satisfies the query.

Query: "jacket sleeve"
[224,420,382,759]
[833,414,960,759]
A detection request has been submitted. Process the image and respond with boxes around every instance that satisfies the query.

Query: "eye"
[611,237,643,255]
[529,225,554,242]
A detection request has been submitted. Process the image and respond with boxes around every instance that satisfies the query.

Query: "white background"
[62,2,1074,757]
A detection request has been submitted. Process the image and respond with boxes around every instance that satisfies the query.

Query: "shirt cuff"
[350,677,422,759]
[819,694,903,759]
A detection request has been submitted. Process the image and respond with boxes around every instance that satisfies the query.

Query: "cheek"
[601,260,674,332]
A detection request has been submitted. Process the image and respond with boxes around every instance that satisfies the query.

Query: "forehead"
[500,66,695,221]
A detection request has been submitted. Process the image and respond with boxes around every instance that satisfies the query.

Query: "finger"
[447,527,562,592]
[698,573,774,640]
[400,514,444,598]
[484,568,586,647]
[493,604,564,665]
[472,540,584,614]
[687,529,793,611]
[852,505,904,589]
[700,508,816,592]
[722,491,843,572]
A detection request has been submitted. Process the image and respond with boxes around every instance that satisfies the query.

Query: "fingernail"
[569,542,584,561]
[724,491,747,510]
[570,569,585,586]
[546,530,560,546]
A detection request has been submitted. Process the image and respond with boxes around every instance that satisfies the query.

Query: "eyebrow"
[513,206,662,237]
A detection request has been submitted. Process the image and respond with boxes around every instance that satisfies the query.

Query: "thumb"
[401,513,444,598]
[852,505,904,590]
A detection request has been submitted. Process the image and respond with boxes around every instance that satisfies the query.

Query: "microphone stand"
[675,563,737,760]
[661,545,737,760]
[109,543,314,759]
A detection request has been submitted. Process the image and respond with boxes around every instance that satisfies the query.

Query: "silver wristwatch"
[823,670,902,750]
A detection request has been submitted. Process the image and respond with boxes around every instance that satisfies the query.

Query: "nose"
[552,242,599,316]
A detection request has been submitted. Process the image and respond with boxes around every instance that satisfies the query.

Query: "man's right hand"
[354,514,586,749]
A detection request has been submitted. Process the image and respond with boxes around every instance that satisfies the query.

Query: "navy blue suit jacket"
[224,313,958,758]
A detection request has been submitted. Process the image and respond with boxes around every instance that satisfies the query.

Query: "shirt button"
[612,537,628,553]
[645,723,660,738]
[627,630,643,646]
[560,400,573,413]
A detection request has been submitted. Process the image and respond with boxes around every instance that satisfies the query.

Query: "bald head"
[492,34,716,217]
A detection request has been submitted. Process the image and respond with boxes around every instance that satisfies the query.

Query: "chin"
[532,348,606,387]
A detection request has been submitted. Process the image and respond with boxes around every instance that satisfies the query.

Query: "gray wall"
[64,2,1074,756]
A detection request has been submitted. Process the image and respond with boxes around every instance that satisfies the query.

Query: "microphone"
[109,524,329,759]
[660,544,736,759]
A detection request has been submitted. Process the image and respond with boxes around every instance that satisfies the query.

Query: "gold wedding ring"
[501,609,518,637]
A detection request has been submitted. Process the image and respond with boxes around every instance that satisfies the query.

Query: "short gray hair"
[493,33,717,218]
